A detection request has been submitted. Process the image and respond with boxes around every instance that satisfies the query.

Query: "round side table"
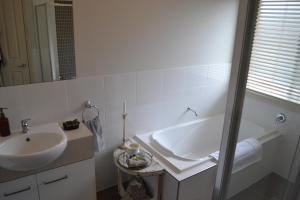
[113,142,164,200]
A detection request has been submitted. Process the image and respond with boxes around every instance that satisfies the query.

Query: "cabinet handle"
[3,186,31,197]
[43,175,68,185]
[17,64,26,68]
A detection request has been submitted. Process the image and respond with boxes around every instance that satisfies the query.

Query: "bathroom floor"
[228,173,289,200]
[97,186,120,200]
[97,173,288,200]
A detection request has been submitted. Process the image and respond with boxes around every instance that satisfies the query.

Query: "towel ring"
[82,100,100,122]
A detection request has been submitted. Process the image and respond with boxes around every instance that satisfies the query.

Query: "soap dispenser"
[0,108,11,137]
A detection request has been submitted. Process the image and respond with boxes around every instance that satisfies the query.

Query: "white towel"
[85,116,105,152]
[210,138,262,173]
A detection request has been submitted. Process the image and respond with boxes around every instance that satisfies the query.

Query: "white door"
[37,159,97,200]
[0,0,30,86]
[33,0,59,82]
[0,175,39,200]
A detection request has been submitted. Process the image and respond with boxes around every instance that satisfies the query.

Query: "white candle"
[123,100,127,114]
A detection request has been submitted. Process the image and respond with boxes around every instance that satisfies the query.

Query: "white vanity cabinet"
[0,175,39,200]
[0,159,96,200]
[37,159,96,200]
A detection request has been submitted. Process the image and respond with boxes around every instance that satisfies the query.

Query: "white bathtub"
[136,114,279,172]
[152,114,271,161]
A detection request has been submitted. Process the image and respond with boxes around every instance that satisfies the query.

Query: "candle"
[123,100,127,114]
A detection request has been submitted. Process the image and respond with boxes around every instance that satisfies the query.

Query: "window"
[247,0,300,105]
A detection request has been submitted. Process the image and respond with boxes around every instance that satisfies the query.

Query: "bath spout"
[186,107,198,117]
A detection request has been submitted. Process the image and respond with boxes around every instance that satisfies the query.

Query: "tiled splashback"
[0,63,230,190]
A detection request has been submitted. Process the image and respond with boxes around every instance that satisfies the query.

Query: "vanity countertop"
[0,122,94,183]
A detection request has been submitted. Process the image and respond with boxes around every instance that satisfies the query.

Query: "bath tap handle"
[275,113,287,123]
[186,107,198,117]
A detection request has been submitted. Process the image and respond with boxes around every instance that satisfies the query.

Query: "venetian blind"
[247,0,300,104]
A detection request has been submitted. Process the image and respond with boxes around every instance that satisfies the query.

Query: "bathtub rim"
[135,114,281,178]
[134,130,281,182]
[151,114,276,161]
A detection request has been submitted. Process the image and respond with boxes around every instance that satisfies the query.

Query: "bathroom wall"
[0,0,238,191]
[73,0,238,76]
[242,92,300,182]
[0,64,230,190]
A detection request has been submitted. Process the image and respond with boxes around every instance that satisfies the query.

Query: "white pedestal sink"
[0,124,67,171]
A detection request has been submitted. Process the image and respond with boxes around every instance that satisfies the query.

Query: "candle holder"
[119,112,128,149]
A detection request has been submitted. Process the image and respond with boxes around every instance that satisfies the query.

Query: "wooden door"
[0,0,30,86]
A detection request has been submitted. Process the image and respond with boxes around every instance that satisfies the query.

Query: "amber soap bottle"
[0,107,11,137]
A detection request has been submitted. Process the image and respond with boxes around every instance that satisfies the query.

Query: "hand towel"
[85,116,105,152]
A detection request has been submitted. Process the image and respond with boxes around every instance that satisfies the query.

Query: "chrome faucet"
[186,107,198,117]
[21,118,31,133]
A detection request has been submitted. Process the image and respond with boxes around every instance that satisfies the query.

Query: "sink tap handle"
[21,118,31,133]
[21,118,31,125]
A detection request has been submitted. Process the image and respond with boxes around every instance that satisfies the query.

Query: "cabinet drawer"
[36,159,96,200]
[0,175,39,200]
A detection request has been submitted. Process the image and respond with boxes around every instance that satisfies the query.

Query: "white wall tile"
[132,102,165,135]
[65,75,105,118]
[137,70,163,105]
[102,120,123,150]
[163,68,186,95]
[103,106,137,149]
[183,83,226,119]
[0,86,27,131]
[104,73,137,106]
[185,65,209,89]
[161,68,188,125]
[161,91,187,126]
[104,72,136,114]
[208,63,231,82]
[199,83,227,115]
[20,81,69,127]
[184,87,205,118]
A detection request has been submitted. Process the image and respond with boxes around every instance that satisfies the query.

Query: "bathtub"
[135,114,280,172]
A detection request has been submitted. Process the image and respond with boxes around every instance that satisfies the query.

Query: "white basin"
[0,131,67,171]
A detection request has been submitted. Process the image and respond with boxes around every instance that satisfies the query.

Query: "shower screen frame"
[212,0,300,199]
[212,0,261,199]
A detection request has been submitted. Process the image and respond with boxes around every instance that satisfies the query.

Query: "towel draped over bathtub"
[209,138,262,173]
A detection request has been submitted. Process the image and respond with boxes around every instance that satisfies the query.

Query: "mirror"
[0,0,76,87]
